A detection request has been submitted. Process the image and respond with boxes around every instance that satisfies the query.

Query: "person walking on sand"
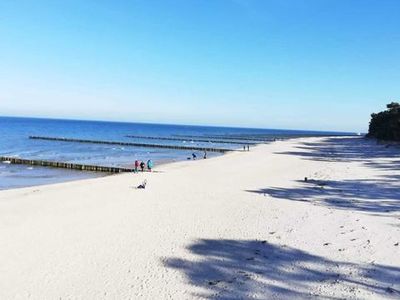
[147,159,154,172]
[140,161,145,172]
[134,160,140,173]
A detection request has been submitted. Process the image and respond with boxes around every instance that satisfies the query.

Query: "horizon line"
[0,114,359,135]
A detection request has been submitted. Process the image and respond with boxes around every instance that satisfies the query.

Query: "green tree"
[368,102,400,141]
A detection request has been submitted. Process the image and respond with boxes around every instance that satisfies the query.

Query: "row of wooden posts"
[125,135,255,145]
[1,135,252,173]
[0,156,135,173]
[172,134,270,142]
[29,136,235,153]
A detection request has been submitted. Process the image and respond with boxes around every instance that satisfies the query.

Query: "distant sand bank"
[0,137,399,299]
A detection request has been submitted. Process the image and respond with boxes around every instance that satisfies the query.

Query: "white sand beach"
[0,137,399,299]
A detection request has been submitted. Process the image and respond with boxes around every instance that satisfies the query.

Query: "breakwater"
[125,135,254,145]
[29,136,235,153]
[0,156,135,173]
[173,134,270,142]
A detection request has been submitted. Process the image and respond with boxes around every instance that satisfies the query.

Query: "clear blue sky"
[1,0,399,132]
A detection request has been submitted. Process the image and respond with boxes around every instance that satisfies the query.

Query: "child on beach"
[134,160,140,173]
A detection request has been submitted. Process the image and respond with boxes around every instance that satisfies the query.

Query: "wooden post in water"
[29,136,236,153]
[125,135,258,145]
[0,156,136,173]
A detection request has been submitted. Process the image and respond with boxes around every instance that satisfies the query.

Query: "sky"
[0,0,399,132]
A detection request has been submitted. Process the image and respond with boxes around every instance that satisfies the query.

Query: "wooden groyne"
[29,136,235,153]
[173,134,270,143]
[0,156,135,173]
[125,135,254,145]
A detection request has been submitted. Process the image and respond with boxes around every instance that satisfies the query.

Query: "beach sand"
[0,137,399,299]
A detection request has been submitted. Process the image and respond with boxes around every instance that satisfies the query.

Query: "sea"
[0,116,355,190]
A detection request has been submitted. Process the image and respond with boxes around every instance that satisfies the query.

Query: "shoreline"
[0,148,227,192]
[1,136,399,299]
[0,135,344,192]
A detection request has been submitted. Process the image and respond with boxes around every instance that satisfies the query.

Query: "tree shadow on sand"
[246,178,400,214]
[262,137,400,215]
[277,137,400,171]
[164,239,400,299]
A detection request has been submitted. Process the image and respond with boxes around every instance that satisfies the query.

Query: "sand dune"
[0,137,399,299]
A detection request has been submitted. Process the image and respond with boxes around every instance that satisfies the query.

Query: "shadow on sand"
[249,137,400,215]
[277,137,400,170]
[165,239,400,299]
[246,178,400,214]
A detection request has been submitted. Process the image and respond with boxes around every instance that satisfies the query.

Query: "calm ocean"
[0,117,354,190]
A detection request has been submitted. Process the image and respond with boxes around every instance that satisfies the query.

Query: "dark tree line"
[367,102,400,141]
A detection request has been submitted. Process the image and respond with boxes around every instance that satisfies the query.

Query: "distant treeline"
[367,102,400,141]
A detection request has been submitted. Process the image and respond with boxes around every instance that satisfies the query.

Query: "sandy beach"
[0,136,399,299]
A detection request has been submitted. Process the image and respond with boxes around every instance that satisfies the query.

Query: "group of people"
[134,159,153,172]
[191,150,207,160]
[135,150,207,172]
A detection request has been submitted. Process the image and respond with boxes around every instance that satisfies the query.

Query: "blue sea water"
[0,116,355,190]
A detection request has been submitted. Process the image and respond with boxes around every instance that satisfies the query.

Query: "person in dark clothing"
[192,153,197,160]
[140,161,145,172]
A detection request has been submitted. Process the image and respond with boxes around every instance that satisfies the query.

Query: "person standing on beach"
[147,159,154,172]
[203,150,207,159]
[192,153,197,160]
[134,160,140,173]
[140,161,145,172]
